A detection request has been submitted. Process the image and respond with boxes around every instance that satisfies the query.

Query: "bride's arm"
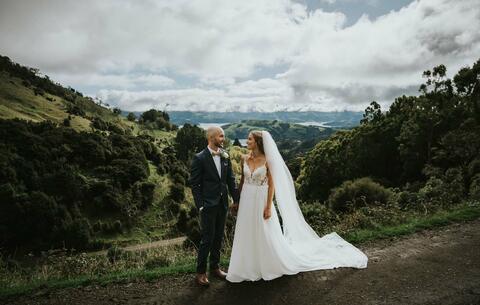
[239,155,245,194]
[265,162,274,214]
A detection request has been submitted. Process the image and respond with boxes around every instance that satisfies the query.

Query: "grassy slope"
[0,70,180,246]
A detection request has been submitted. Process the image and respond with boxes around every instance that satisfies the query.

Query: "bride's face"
[246,133,256,150]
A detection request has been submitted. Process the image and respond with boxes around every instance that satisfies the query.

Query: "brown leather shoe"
[210,268,227,280]
[196,273,210,286]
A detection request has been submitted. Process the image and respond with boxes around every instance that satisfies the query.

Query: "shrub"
[62,217,92,250]
[469,173,480,200]
[393,189,419,210]
[184,218,201,248]
[327,177,393,213]
[113,220,123,233]
[127,112,136,121]
[299,201,339,234]
[418,167,465,207]
[63,117,71,127]
[170,183,185,202]
[106,245,125,263]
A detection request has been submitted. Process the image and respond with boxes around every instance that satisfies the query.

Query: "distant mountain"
[124,110,363,129]
[222,119,335,142]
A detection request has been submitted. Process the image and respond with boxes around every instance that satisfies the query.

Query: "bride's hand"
[263,206,271,220]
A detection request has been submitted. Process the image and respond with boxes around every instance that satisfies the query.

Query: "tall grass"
[1,201,479,300]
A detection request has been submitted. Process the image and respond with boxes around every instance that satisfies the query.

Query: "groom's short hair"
[206,126,223,140]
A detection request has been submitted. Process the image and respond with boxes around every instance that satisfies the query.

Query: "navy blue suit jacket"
[188,147,240,210]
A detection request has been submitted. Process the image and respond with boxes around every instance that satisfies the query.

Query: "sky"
[0,0,479,113]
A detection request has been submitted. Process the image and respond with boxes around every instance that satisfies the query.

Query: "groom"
[188,126,240,286]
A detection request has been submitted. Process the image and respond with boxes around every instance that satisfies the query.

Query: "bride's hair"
[250,130,265,155]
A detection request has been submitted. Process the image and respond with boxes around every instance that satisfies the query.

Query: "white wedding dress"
[226,131,368,283]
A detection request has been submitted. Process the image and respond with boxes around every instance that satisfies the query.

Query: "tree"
[360,101,382,125]
[233,138,242,147]
[127,112,136,121]
[174,124,207,163]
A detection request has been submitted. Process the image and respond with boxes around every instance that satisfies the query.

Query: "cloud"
[97,78,296,112]
[0,0,479,112]
[53,73,176,91]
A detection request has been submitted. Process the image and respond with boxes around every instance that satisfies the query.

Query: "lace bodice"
[243,159,268,186]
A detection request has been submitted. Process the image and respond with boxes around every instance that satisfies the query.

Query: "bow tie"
[211,150,221,156]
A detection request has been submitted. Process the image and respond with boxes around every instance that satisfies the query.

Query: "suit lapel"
[220,156,226,180]
[204,148,221,180]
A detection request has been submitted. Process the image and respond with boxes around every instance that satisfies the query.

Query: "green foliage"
[127,112,136,122]
[299,201,339,234]
[63,116,71,127]
[144,255,172,269]
[223,119,334,142]
[0,55,80,103]
[327,177,393,213]
[138,109,176,131]
[0,118,170,254]
[417,166,465,207]
[62,217,92,250]
[297,59,480,205]
[169,183,185,203]
[66,103,86,117]
[360,101,382,124]
[469,174,480,200]
[176,205,201,248]
[174,123,207,163]
[107,245,125,263]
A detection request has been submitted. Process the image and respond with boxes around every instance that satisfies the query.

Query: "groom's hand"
[230,203,239,216]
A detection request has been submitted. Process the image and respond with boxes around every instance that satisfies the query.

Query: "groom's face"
[212,130,225,148]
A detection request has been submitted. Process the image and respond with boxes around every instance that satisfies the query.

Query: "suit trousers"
[196,202,227,274]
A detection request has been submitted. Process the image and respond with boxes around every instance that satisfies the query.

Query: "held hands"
[263,205,271,220]
[230,203,239,216]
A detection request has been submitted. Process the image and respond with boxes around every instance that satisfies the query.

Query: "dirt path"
[6,219,480,305]
[88,236,187,256]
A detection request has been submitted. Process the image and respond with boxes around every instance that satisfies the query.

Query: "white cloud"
[0,0,479,112]
[97,78,296,112]
[53,73,175,90]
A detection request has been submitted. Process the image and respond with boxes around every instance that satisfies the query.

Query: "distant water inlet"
[296,121,332,128]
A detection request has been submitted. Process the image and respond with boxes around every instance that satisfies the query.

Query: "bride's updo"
[250,130,265,155]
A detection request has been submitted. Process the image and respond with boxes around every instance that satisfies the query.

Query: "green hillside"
[223,119,335,141]
[0,55,192,255]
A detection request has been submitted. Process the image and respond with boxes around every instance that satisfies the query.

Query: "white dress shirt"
[207,145,221,177]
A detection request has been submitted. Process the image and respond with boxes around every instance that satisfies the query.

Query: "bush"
[175,204,189,232]
[299,201,339,234]
[176,205,201,248]
[393,189,419,210]
[418,167,465,207]
[106,245,125,263]
[62,217,92,250]
[469,173,480,200]
[327,177,393,213]
[63,117,71,127]
[113,220,123,233]
[184,218,201,248]
[170,183,185,202]
[127,112,136,121]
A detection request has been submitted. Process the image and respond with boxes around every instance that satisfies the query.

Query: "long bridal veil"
[261,130,368,269]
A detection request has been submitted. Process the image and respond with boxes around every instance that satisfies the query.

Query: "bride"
[226,130,368,283]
